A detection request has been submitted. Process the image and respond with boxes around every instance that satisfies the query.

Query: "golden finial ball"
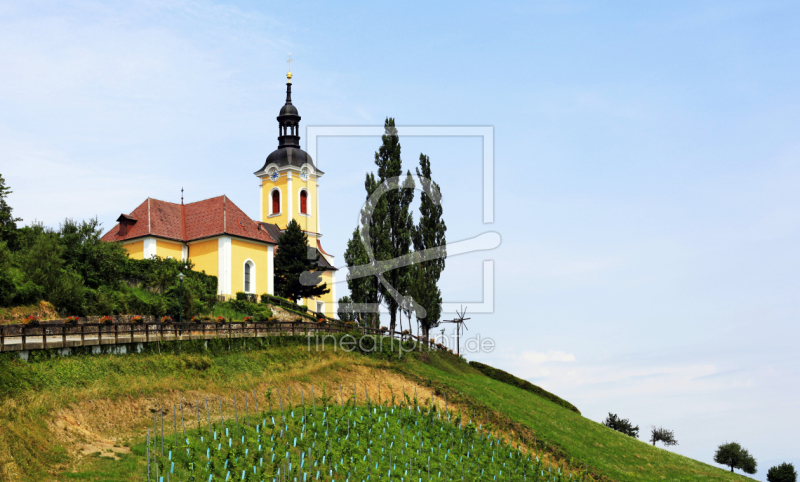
[287,71,293,80]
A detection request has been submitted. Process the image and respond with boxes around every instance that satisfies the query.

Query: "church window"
[300,190,308,214]
[272,190,280,214]
[244,261,253,292]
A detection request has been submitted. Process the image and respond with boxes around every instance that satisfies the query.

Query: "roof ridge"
[182,194,227,205]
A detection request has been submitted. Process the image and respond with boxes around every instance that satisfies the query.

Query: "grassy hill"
[0,336,756,481]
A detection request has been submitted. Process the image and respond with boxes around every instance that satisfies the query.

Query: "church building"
[101,69,337,317]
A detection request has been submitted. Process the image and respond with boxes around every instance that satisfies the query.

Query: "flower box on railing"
[23,315,40,325]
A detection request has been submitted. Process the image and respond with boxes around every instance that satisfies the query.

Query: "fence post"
[1,326,4,352]
[114,323,119,345]
[80,324,85,346]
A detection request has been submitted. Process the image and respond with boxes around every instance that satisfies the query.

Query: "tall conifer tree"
[274,219,330,302]
[412,153,447,340]
[370,118,415,332]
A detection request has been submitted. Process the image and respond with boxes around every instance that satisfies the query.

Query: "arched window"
[272,190,280,214]
[300,190,308,214]
[244,261,253,293]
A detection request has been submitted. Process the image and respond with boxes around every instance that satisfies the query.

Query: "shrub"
[236,292,247,301]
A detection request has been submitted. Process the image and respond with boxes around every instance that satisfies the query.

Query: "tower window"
[300,190,308,214]
[272,190,280,214]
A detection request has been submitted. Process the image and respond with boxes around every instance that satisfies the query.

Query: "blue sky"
[1,1,799,478]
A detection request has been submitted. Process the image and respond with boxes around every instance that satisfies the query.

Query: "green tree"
[58,218,129,289]
[15,224,85,314]
[343,227,380,327]
[411,153,446,340]
[370,118,415,333]
[337,296,358,322]
[603,413,639,438]
[274,219,329,302]
[767,462,797,482]
[0,241,16,306]
[650,426,678,447]
[0,174,21,249]
[714,442,758,474]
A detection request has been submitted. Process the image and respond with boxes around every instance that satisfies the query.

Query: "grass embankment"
[0,338,755,482]
[404,354,755,482]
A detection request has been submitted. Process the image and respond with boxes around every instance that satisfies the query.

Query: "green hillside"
[0,336,755,482]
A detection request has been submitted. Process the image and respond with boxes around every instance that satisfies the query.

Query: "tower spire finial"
[286,53,293,83]
[181,187,184,205]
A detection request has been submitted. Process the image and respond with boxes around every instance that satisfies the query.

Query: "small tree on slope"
[767,462,797,482]
[650,426,678,447]
[603,413,639,438]
[714,441,758,474]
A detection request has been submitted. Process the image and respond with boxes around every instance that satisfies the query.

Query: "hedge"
[468,360,581,415]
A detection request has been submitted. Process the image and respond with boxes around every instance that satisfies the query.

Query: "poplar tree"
[411,153,447,340]
[274,219,329,303]
[370,118,414,333]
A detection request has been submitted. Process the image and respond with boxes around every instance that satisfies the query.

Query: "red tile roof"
[101,196,276,245]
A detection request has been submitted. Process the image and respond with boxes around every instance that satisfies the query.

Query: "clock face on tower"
[268,168,278,182]
[300,167,309,182]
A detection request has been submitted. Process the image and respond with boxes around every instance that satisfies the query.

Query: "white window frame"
[298,187,311,217]
[316,301,325,315]
[243,259,256,294]
[268,187,282,217]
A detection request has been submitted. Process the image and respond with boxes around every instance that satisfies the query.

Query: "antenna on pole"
[442,305,470,356]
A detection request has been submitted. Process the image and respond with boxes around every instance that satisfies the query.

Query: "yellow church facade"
[102,73,336,318]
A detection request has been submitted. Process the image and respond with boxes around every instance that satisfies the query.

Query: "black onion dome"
[263,147,314,169]
[279,103,298,116]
